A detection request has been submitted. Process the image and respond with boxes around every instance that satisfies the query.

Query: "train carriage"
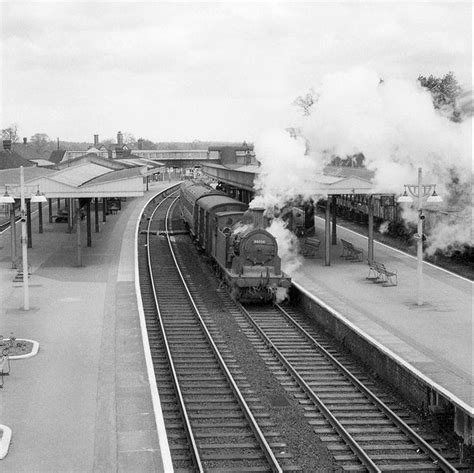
[179,180,291,302]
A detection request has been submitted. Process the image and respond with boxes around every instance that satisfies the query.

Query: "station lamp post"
[397,167,442,306]
[0,166,47,310]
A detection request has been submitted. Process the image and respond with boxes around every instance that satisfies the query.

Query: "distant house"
[0,150,35,170]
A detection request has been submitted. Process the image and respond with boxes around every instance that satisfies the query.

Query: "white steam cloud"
[266,218,303,275]
[253,67,472,256]
[252,129,320,210]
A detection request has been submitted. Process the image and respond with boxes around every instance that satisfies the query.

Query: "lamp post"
[397,167,442,306]
[0,166,47,310]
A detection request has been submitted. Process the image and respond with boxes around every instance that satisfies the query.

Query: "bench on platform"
[0,355,10,388]
[367,260,398,286]
[340,238,363,262]
[300,237,320,258]
[54,210,69,223]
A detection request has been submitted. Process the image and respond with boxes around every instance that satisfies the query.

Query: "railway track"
[237,302,460,472]
[137,187,291,472]
[137,186,463,472]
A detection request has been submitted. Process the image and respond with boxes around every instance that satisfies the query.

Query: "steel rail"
[276,304,458,473]
[239,303,383,473]
[145,190,204,473]
[163,199,284,473]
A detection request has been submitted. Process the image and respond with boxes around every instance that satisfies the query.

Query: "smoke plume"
[253,67,472,256]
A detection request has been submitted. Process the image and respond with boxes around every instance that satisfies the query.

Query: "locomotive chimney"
[252,208,265,228]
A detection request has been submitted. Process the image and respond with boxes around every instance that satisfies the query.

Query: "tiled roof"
[0,151,35,170]
[0,166,54,186]
[51,163,112,187]
[82,167,143,185]
[29,159,55,167]
[49,150,67,164]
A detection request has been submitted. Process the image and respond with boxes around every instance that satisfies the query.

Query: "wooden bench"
[0,355,10,388]
[367,260,398,286]
[300,237,320,258]
[340,238,363,262]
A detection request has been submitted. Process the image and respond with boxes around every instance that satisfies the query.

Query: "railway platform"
[293,215,473,444]
[0,181,174,472]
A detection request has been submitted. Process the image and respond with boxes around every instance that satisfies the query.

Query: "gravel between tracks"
[182,238,342,473]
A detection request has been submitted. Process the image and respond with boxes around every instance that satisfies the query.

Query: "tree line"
[293,72,469,122]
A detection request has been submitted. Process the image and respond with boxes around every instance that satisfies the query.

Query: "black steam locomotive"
[179,180,291,302]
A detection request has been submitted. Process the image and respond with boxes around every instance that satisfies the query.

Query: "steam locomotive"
[179,180,291,302]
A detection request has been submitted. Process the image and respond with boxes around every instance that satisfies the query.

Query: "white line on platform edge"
[294,280,474,417]
[135,188,175,473]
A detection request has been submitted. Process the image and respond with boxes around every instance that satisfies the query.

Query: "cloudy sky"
[0,1,471,143]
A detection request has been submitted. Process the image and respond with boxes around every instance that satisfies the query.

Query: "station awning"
[0,156,146,199]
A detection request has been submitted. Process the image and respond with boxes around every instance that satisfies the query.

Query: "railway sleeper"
[374,464,441,471]
[199,442,287,449]
[345,426,405,433]
[320,433,409,442]
[328,443,423,451]
[191,420,275,428]
[188,412,249,419]
[185,398,256,405]
[345,452,434,462]
[194,430,281,438]
[205,468,298,473]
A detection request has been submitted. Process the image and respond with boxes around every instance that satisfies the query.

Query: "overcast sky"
[0,1,471,143]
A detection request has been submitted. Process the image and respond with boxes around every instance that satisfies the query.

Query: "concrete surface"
[0,181,174,472]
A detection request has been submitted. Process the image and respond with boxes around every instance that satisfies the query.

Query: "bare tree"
[418,72,463,121]
[2,124,19,143]
[293,88,317,116]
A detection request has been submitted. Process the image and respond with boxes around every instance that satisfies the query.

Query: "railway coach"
[179,180,291,302]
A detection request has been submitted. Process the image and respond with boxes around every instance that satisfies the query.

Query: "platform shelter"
[203,162,383,266]
[0,155,146,267]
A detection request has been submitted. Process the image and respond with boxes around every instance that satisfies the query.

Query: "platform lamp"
[0,166,47,310]
[397,167,442,306]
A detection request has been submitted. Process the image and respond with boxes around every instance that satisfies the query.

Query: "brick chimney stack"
[117,131,123,147]
[94,134,99,146]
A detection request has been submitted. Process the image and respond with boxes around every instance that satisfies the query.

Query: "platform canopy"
[202,162,377,196]
[299,172,374,196]
[0,155,147,199]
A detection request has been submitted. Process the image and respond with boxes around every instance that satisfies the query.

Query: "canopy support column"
[86,200,92,247]
[102,198,107,222]
[94,198,100,232]
[10,205,17,268]
[331,195,337,245]
[325,199,331,266]
[48,199,53,223]
[38,202,43,234]
[76,203,82,267]
[26,200,32,248]
[368,195,374,262]
[67,198,73,233]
